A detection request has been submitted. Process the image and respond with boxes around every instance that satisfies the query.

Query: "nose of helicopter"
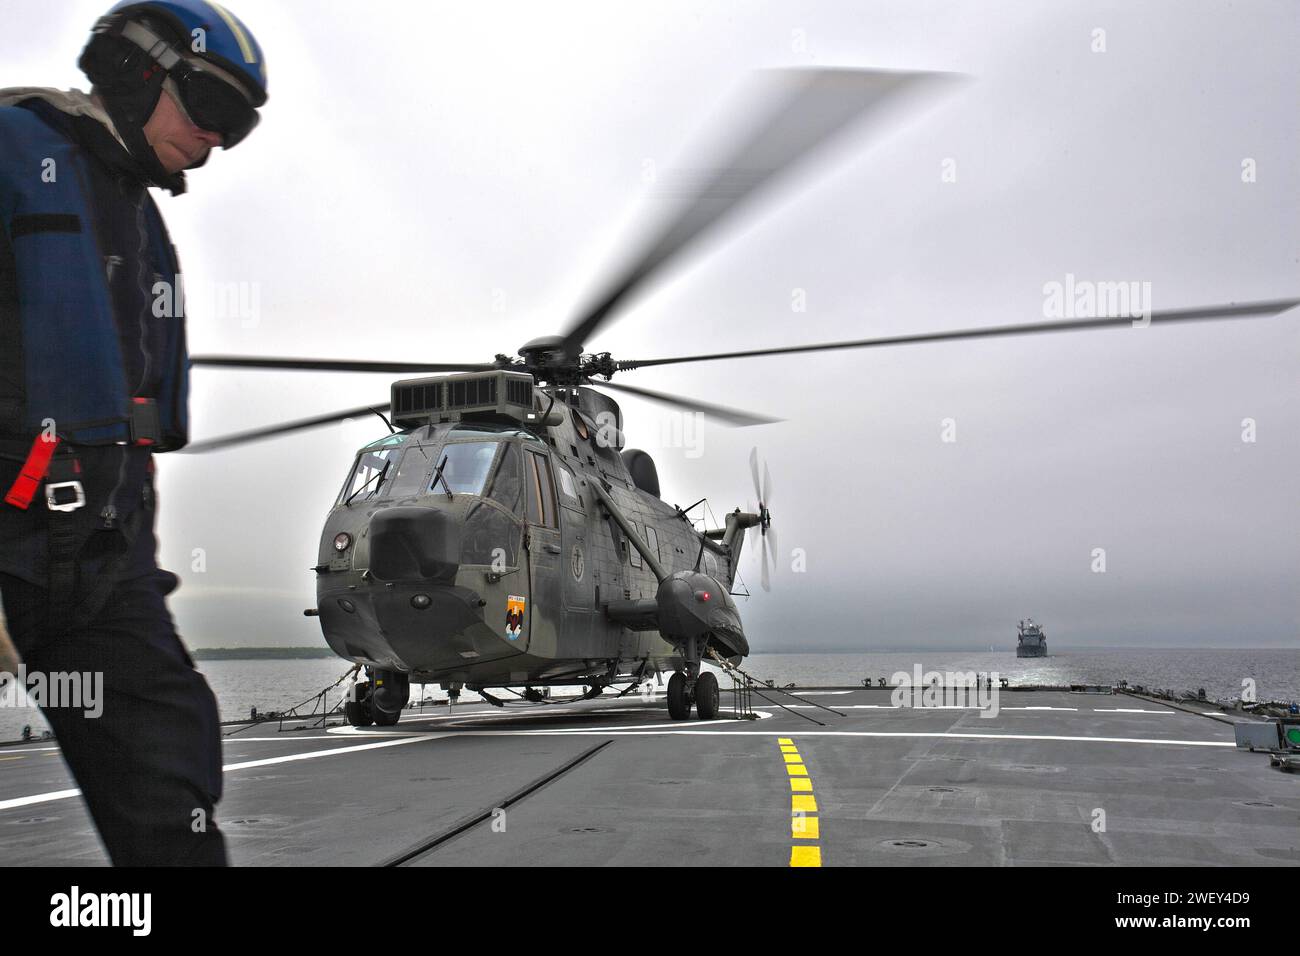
[317,504,509,672]
[317,576,493,673]
[367,506,460,584]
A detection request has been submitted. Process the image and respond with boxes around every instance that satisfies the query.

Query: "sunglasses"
[167,60,259,148]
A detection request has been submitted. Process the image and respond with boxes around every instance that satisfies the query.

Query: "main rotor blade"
[190,356,495,374]
[183,403,393,453]
[594,380,781,428]
[617,298,1300,370]
[559,68,952,356]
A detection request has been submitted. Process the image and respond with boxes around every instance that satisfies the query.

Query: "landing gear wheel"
[372,707,401,727]
[695,672,720,720]
[667,672,692,721]
[344,699,373,727]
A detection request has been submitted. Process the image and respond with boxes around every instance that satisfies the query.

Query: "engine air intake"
[391,371,537,428]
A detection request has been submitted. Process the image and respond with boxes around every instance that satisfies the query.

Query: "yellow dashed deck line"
[0,756,24,762]
[790,845,821,867]
[792,815,820,840]
[779,738,822,867]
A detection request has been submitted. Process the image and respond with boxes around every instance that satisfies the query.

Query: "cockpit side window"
[338,437,406,505]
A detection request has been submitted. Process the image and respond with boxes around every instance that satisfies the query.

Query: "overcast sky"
[3,0,1296,650]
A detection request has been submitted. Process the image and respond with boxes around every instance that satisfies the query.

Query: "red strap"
[4,434,61,510]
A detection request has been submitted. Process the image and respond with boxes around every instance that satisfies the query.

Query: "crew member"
[0,0,268,865]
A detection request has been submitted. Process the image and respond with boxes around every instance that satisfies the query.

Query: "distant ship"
[1016,619,1048,658]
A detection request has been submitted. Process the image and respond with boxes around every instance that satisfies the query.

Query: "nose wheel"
[666,669,720,721]
[344,680,373,727]
[667,672,692,720]
[695,672,719,720]
[344,673,407,727]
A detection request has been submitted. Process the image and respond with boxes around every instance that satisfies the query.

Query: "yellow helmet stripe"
[209,1,256,64]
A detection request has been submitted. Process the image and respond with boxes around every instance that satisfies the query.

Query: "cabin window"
[524,449,558,528]
[645,525,660,564]
[556,463,578,501]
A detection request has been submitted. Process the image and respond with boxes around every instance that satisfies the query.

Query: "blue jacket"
[0,91,189,450]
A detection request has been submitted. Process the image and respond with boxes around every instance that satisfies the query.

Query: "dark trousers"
[0,520,228,866]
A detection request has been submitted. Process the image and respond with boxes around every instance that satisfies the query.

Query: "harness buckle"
[46,481,86,513]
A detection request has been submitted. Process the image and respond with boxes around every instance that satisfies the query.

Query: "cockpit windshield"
[337,424,543,507]
[431,441,499,496]
[384,441,435,498]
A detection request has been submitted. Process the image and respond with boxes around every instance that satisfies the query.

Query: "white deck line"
[463,727,1235,747]
[0,733,445,813]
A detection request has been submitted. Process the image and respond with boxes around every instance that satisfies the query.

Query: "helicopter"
[182,68,1297,725]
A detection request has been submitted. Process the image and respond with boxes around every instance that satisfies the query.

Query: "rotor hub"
[514,337,620,387]
[518,335,577,369]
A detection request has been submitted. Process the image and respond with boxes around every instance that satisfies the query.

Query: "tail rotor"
[747,447,777,591]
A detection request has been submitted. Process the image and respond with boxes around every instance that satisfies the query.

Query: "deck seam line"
[376,739,614,867]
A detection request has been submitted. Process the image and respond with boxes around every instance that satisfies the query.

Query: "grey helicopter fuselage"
[314,373,752,696]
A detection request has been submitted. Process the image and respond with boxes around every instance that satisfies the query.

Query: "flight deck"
[1,686,1296,867]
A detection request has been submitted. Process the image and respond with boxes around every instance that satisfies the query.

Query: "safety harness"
[3,404,160,631]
